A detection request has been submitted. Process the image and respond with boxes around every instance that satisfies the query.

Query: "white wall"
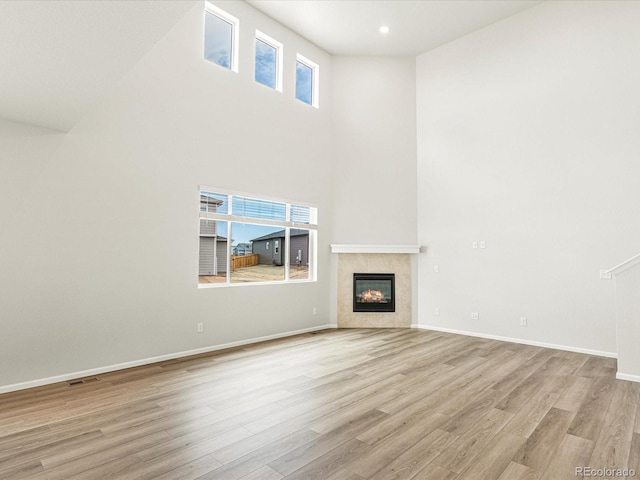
[0,120,68,389]
[331,57,417,245]
[0,1,333,390]
[614,265,640,380]
[416,1,640,354]
[0,119,65,235]
[7,0,637,390]
[329,57,418,325]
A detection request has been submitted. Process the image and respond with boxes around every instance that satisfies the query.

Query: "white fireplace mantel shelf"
[330,244,421,254]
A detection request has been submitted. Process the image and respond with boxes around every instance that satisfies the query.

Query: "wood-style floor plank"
[512,407,576,471]
[628,433,640,475]
[321,468,364,480]
[0,328,637,480]
[539,434,593,480]
[554,375,594,412]
[202,428,320,479]
[497,461,540,480]
[588,381,638,474]
[238,465,283,480]
[365,429,447,480]
[411,465,457,480]
[347,411,448,478]
[268,409,387,477]
[454,431,526,480]
[283,438,371,480]
[432,408,514,474]
[503,388,559,439]
[567,376,616,441]
[154,454,224,480]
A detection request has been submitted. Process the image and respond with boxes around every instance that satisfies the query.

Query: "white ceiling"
[247,0,544,56]
[0,0,196,132]
[0,0,543,132]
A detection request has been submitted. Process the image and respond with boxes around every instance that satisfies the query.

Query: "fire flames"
[359,289,387,303]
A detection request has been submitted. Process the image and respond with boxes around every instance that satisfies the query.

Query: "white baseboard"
[0,324,334,395]
[616,372,640,383]
[411,324,617,359]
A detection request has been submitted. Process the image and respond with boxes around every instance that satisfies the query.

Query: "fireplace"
[353,273,395,312]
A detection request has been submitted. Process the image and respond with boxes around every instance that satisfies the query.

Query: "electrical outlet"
[435,307,440,316]
[472,241,478,249]
[197,322,204,333]
[520,316,527,326]
[480,241,486,249]
[471,312,479,320]
[434,265,439,273]
[312,307,317,316]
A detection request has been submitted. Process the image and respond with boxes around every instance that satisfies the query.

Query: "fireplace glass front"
[353,273,395,312]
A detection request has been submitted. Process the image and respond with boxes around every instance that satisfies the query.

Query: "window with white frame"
[204,3,239,72]
[198,188,317,286]
[255,31,283,91]
[296,54,319,108]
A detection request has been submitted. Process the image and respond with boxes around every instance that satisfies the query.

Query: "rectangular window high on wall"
[255,31,283,91]
[198,188,318,287]
[296,54,319,108]
[204,2,239,72]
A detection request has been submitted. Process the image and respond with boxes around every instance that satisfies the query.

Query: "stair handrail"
[606,252,640,277]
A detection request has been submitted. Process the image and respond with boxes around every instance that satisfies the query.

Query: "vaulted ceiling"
[0,0,543,132]
[247,0,543,56]
[0,0,196,132]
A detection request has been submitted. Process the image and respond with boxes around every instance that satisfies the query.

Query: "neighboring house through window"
[198,188,317,286]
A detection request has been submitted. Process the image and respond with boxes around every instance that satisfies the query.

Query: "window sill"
[198,278,316,289]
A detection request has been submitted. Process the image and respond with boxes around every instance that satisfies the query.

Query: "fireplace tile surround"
[336,253,412,328]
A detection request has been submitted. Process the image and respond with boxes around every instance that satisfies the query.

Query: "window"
[255,31,283,91]
[198,188,318,286]
[204,3,239,72]
[296,54,319,108]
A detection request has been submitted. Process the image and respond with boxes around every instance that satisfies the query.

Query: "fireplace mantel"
[330,244,421,254]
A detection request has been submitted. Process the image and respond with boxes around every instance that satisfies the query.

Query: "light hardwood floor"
[1,329,638,479]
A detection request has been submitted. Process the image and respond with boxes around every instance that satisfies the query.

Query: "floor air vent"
[67,377,99,386]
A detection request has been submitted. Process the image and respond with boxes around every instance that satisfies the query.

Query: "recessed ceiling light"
[379,25,390,34]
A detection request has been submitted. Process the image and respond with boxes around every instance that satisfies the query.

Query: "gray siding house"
[251,229,309,266]
[198,195,227,276]
[233,242,252,256]
[198,236,228,275]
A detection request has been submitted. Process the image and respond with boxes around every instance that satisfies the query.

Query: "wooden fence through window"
[231,254,259,272]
